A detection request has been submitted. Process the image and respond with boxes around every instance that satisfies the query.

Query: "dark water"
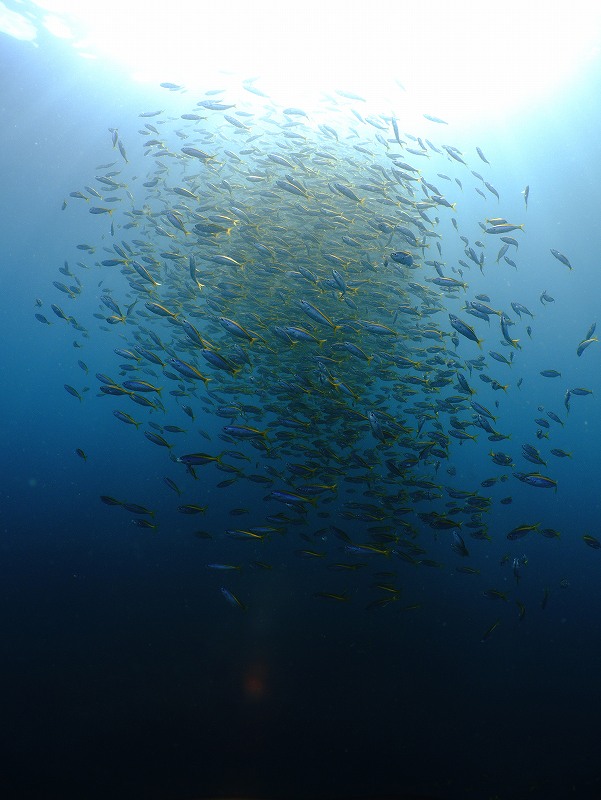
[3,16,601,800]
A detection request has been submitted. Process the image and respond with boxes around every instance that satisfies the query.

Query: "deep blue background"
[3,24,601,800]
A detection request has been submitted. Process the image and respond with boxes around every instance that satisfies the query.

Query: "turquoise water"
[3,16,601,800]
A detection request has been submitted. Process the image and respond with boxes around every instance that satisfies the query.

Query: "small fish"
[335,88,366,101]
[177,504,208,514]
[484,181,499,201]
[550,249,572,270]
[514,472,557,490]
[450,531,469,557]
[181,146,215,160]
[483,589,508,602]
[177,452,221,466]
[220,587,246,610]
[507,523,539,540]
[540,528,561,539]
[168,358,210,384]
[577,337,597,357]
[481,619,501,642]
[207,564,242,571]
[89,207,113,215]
[64,384,83,402]
[113,410,141,429]
[313,592,349,602]
[144,431,172,449]
[390,251,413,267]
[131,519,158,530]
[163,477,182,495]
[123,380,162,394]
[100,495,122,506]
[485,223,524,234]
[122,503,154,516]
[449,314,482,347]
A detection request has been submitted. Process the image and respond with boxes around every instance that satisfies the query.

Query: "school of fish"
[36,80,597,638]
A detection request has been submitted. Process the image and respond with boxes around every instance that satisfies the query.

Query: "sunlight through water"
[2,0,601,125]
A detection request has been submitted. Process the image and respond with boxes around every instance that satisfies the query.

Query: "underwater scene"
[3,3,601,799]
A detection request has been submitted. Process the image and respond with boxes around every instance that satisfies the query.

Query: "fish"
[64,384,83,402]
[144,431,172,449]
[485,223,524,234]
[483,589,508,602]
[220,587,246,610]
[576,337,597,357]
[449,314,482,347]
[481,619,501,641]
[37,79,591,644]
[163,477,182,495]
[511,302,534,318]
[122,380,162,394]
[122,503,154,516]
[583,535,601,550]
[507,523,539,540]
[314,592,349,602]
[390,251,414,267]
[112,410,141,428]
[513,472,557,490]
[131,519,158,530]
[168,358,211,385]
[223,425,267,440]
[181,146,215,161]
[176,453,222,466]
[550,249,572,270]
[450,531,469,557]
[484,181,499,201]
[299,300,340,330]
[218,317,257,342]
[178,504,207,514]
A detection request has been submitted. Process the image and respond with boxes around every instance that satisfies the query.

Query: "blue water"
[3,21,601,800]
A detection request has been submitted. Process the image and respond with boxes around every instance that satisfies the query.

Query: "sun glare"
[2,0,601,124]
